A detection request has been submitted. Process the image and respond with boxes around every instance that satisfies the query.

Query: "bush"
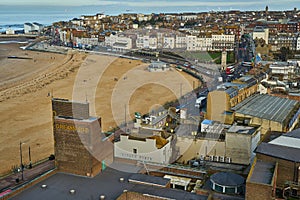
[49,154,55,160]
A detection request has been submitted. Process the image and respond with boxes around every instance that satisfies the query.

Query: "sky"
[0,0,299,10]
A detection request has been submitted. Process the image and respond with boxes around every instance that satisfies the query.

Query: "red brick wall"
[246,182,273,200]
[53,118,102,177]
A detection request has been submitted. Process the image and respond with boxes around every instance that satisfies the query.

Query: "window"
[133,148,137,154]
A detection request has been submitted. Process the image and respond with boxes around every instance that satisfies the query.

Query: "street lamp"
[19,141,26,181]
[20,141,24,181]
[191,131,197,141]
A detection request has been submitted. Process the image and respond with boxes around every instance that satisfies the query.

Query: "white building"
[136,35,150,49]
[177,15,198,21]
[296,36,300,51]
[148,61,169,72]
[74,37,99,47]
[24,23,34,34]
[186,35,212,51]
[175,35,187,49]
[269,62,296,80]
[114,133,173,164]
[252,26,269,44]
[59,30,68,44]
[70,18,83,26]
[32,22,44,32]
[149,36,158,49]
[211,34,235,51]
[186,35,198,51]
[163,35,175,49]
[5,28,15,35]
[105,34,133,51]
[24,22,43,34]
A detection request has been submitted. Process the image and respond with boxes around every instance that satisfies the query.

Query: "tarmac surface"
[11,165,208,200]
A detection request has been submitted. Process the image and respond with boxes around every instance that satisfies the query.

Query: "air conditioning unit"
[209,155,214,161]
[220,156,225,162]
[214,156,219,162]
[226,157,231,163]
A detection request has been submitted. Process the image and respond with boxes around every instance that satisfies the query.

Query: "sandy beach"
[0,41,198,174]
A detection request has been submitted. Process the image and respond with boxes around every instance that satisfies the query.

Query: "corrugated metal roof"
[232,94,299,123]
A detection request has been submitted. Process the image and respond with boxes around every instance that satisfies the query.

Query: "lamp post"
[19,141,24,181]
[191,131,197,141]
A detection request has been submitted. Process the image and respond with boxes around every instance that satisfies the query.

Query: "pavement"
[0,160,55,193]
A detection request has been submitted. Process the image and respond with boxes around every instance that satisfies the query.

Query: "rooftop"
[210,172,245,186]
[202,119,213,125]
[284,128,300,139]
[269,134,300,149]
[227,125,257,135]
[128,173,170,187]
[11,167,207,200]
[248,160,275,185]
[231,94,299,123]
[255,142,300,162]
[253,26,266,32]
[54,116,98,123]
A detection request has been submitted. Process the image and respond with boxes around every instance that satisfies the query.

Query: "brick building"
[250,128,300,198]
[52,98,110,177]
[246,159,278,200]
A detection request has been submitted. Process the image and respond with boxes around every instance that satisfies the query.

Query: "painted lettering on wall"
[120,153,153,161]
[55,123,89,133]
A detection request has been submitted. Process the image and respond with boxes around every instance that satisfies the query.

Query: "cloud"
[92,0,299,7]
[1,0,299,8]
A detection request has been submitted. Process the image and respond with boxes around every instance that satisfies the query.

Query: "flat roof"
[11,167,207,200]
[249,160,275,185]
[202,119,213,125]
[210,172,244,186]
[227,125,257,135]
[232,94,299,123]
[128,173,170,187]
[55,116,98,123]
[255,142,300,162]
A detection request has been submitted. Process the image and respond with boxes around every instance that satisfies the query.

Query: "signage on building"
[55,123,89,134]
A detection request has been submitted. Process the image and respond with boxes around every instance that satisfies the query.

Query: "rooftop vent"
[119,177,125,182]
[100,195,105,200]
[41,184,47,189]
[69,189,76,194]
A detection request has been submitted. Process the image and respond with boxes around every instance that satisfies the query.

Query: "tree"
[279,47,293,61]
